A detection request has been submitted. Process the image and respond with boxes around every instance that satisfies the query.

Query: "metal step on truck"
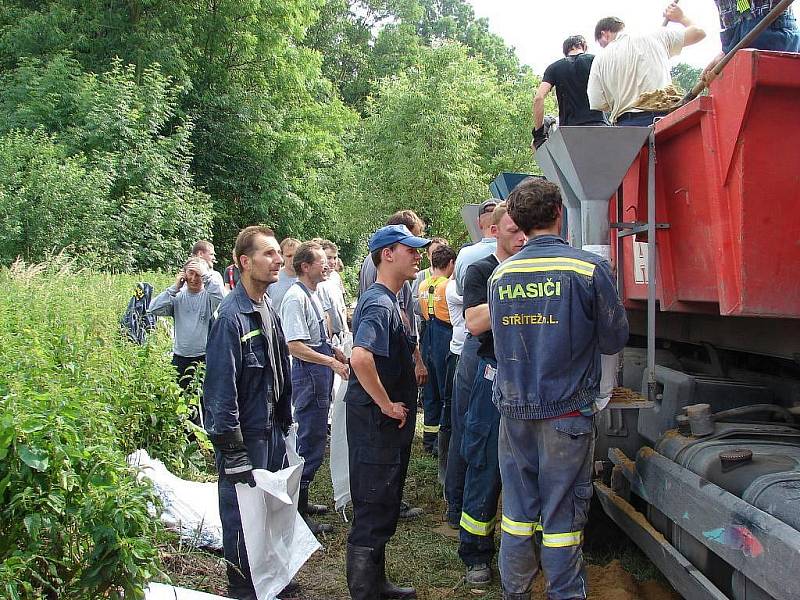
[494,49,800,600]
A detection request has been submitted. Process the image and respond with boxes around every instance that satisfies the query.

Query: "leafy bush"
[0,56,213,271]
[0,259,201,598]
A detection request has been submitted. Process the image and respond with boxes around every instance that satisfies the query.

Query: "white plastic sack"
[330,376,351,512]
[145,583,230,600]
[597,353,620,411]
[236,429,321,600]
[329,332,353,512]
[128,449,223,550]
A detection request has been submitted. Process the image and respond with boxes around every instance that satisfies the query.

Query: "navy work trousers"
[291,353,333,489]
[445,334,480,525]
[216,427,286,594]
[347,400,416,551]
[459,357,501,566]
[498,414,595,600]
[421,317,453,446]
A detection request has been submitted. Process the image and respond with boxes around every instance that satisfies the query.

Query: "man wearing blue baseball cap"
[344,224,430,600]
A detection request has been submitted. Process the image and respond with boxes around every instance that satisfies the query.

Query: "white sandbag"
[329,332,352,512]
[128,449,223,550]
[236,429,321,600]
[145,582,230,600]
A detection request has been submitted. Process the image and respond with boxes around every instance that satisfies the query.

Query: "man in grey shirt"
[149,257,224,420]
[281,241,349,535]
[267,237,300,308]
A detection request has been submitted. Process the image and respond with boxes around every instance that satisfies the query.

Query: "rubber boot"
[378,550,416,599]
[346,544,379,600]
[299,486,333,534]
[437,430,450,486]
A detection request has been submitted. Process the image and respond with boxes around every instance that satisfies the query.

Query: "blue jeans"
[721,13,800,54]
[216,428,286,594]
[445,334,480,525]
[615,111,667,127]
[459,357,501,566]
[498,414,595,600]
[421,317,453,446]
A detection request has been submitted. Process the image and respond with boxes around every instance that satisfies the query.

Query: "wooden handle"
[662,0,679,26]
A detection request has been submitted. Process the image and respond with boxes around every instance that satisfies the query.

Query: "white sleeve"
[657,29,685,58]
[587,60,610,112]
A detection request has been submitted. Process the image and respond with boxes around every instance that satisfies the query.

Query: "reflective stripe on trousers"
[498,414,594,600]
[458,356,501,566]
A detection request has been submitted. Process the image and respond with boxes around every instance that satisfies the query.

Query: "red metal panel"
[615,50,800,319]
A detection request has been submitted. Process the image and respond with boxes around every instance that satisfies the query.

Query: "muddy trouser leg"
[459,357,501,566]
[498,415,594,600]
[217,432,285,595]
[445,334,480,524]
[292,359,333,491]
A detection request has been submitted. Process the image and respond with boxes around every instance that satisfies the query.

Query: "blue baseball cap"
[368,224,431,252]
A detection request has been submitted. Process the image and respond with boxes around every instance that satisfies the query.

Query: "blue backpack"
[120,282,158,344]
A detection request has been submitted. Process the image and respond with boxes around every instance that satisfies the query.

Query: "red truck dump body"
[615,50,800,319]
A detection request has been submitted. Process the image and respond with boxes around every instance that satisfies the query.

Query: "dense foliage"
[0,260,197,598]
[0,0,550,266]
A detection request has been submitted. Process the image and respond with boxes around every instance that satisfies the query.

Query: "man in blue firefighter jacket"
[488,178,628,600]
[203,226,293,600]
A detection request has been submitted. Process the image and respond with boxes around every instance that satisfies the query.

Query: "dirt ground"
[161,420,681,600]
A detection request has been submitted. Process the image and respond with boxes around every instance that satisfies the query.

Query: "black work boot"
[346,544,380,600]
[377,550,416,599]
[437,430,450,486]
[422,431,438,456]
[226,564,257,600]
[299,486,333,535]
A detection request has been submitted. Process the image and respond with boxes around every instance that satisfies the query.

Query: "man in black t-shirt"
[458,202,527,586]
[532,35,606,150]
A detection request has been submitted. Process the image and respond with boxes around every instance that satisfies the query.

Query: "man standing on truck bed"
[532,35,606,149]
[489,178,629,600]
[587,3,706,126]
[704,0,800,80]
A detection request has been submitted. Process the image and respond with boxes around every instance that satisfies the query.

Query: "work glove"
[210,429,256,486]
[532,125,548,149]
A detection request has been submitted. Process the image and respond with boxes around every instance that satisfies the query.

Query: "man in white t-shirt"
[587,3,705,126]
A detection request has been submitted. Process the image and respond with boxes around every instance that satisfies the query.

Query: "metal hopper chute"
[537,126,651,248]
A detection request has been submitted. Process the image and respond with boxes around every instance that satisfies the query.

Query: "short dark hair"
[294,241,323,274]
[371,243,398,268]
[431,244,457,270]
[507,178,562,234]
[234,226,276,269]
[386,210,424,234]
[191,240,213,255]
[563,35,587,56]
[321,239,338,253]
[595,17,624,41]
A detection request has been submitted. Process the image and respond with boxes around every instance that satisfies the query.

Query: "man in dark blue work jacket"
[345,224,431,600]
[488,179,628,600]
[204,225,293,600]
